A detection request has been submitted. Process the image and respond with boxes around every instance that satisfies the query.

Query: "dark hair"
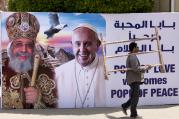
[129,42,137,52]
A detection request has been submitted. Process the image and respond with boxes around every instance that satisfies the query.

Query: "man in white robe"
[55,23,106,108]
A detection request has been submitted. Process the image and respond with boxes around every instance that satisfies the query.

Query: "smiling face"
[8,38,34,73]
[11,38,34,61]
[72,27,100,67]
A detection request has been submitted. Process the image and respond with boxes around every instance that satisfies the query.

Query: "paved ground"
[0,104,178,119]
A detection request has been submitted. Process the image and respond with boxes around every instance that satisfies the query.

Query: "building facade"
[153,0,179,12]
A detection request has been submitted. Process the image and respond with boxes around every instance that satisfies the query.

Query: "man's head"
[129,42,139,53]
[71,24,101,67]
[6,12,40,73]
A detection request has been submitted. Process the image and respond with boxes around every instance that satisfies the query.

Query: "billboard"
[0,12,179,109]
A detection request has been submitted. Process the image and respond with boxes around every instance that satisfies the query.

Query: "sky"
[1,12,106,52]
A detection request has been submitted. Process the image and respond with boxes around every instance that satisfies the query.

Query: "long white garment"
[55,55,106,108]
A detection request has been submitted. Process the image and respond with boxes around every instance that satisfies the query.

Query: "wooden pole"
[31,54,40,86]
[106,50,159,59]
[108,63,161,73]
[155,27,165,73]
[103,37,156,45]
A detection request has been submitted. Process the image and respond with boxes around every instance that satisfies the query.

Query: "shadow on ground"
[0,104,178,116]
[105,114,143,119]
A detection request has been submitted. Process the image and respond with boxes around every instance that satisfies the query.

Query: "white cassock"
[55,55,106,108]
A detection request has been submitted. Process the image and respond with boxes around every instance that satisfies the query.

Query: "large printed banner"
[0,12,179,109]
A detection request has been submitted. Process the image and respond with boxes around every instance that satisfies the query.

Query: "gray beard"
[9,53,33,73]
